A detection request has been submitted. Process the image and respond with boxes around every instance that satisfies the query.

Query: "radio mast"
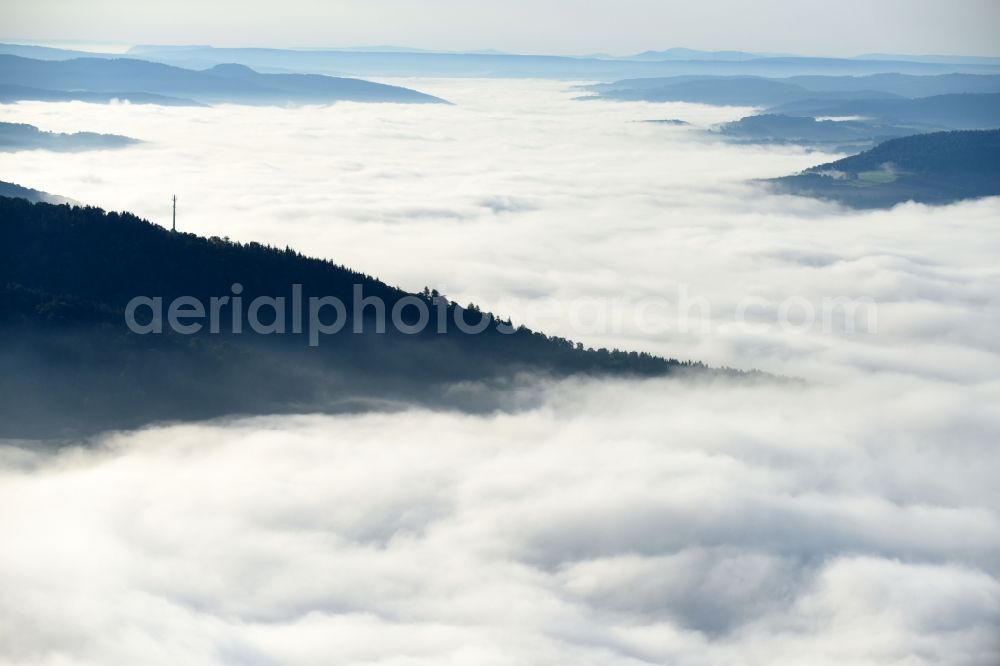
[172,195,177,232]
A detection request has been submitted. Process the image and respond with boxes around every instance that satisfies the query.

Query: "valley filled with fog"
[1,79,999,664]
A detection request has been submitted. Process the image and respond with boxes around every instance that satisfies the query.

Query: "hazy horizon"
[5,39,1000,61]
[2,0,999,59]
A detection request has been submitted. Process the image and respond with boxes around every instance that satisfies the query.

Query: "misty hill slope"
[783,73,1000,97]
[715,114,915,150]
[0,121,139,151]
[0,180,78,205]
[585,73,1000,106]
[586,75,901,106]
[769,92,1000,129]
[0,83,201,105]
[0,54,446,105]
[767,129,1000,208]
[599,75,1000,147]
[0,197,742,438]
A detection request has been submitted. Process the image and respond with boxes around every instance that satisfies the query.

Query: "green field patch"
[856,169,899,185]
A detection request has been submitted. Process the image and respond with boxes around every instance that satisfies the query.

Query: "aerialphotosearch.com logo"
[125,283,516,347]
[124,282,879,346]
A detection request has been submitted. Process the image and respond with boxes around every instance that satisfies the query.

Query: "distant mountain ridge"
[770,92,1000,129]
[626,48,769,62]
[586,73,1000,106]
[856,53,1000,66]
[0,54,447,105]
[3,43,999,79]
[594,73,1000,148]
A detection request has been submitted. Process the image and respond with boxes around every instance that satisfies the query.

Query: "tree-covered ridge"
[766,129,1000,208]
[806,128,1000,176]
[0,196,751,438]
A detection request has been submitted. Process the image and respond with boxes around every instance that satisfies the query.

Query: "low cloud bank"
[1,372,998,665]
[0,79,998,665]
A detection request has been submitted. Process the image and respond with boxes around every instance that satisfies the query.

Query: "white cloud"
[0,79,998,664]
[0,374,998,665]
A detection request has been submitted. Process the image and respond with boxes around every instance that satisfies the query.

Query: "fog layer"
[0,79,998,664]
[1,373,998,665]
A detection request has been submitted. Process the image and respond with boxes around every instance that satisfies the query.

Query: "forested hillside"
[767,129,1000,207]
[0,197,742,437]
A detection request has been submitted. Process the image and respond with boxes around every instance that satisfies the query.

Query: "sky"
[2,0,1000,57]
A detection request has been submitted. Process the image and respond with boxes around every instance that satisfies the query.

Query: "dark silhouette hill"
[0,54,447,105]
[766,129,1000,208]
[0,197,748,438]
